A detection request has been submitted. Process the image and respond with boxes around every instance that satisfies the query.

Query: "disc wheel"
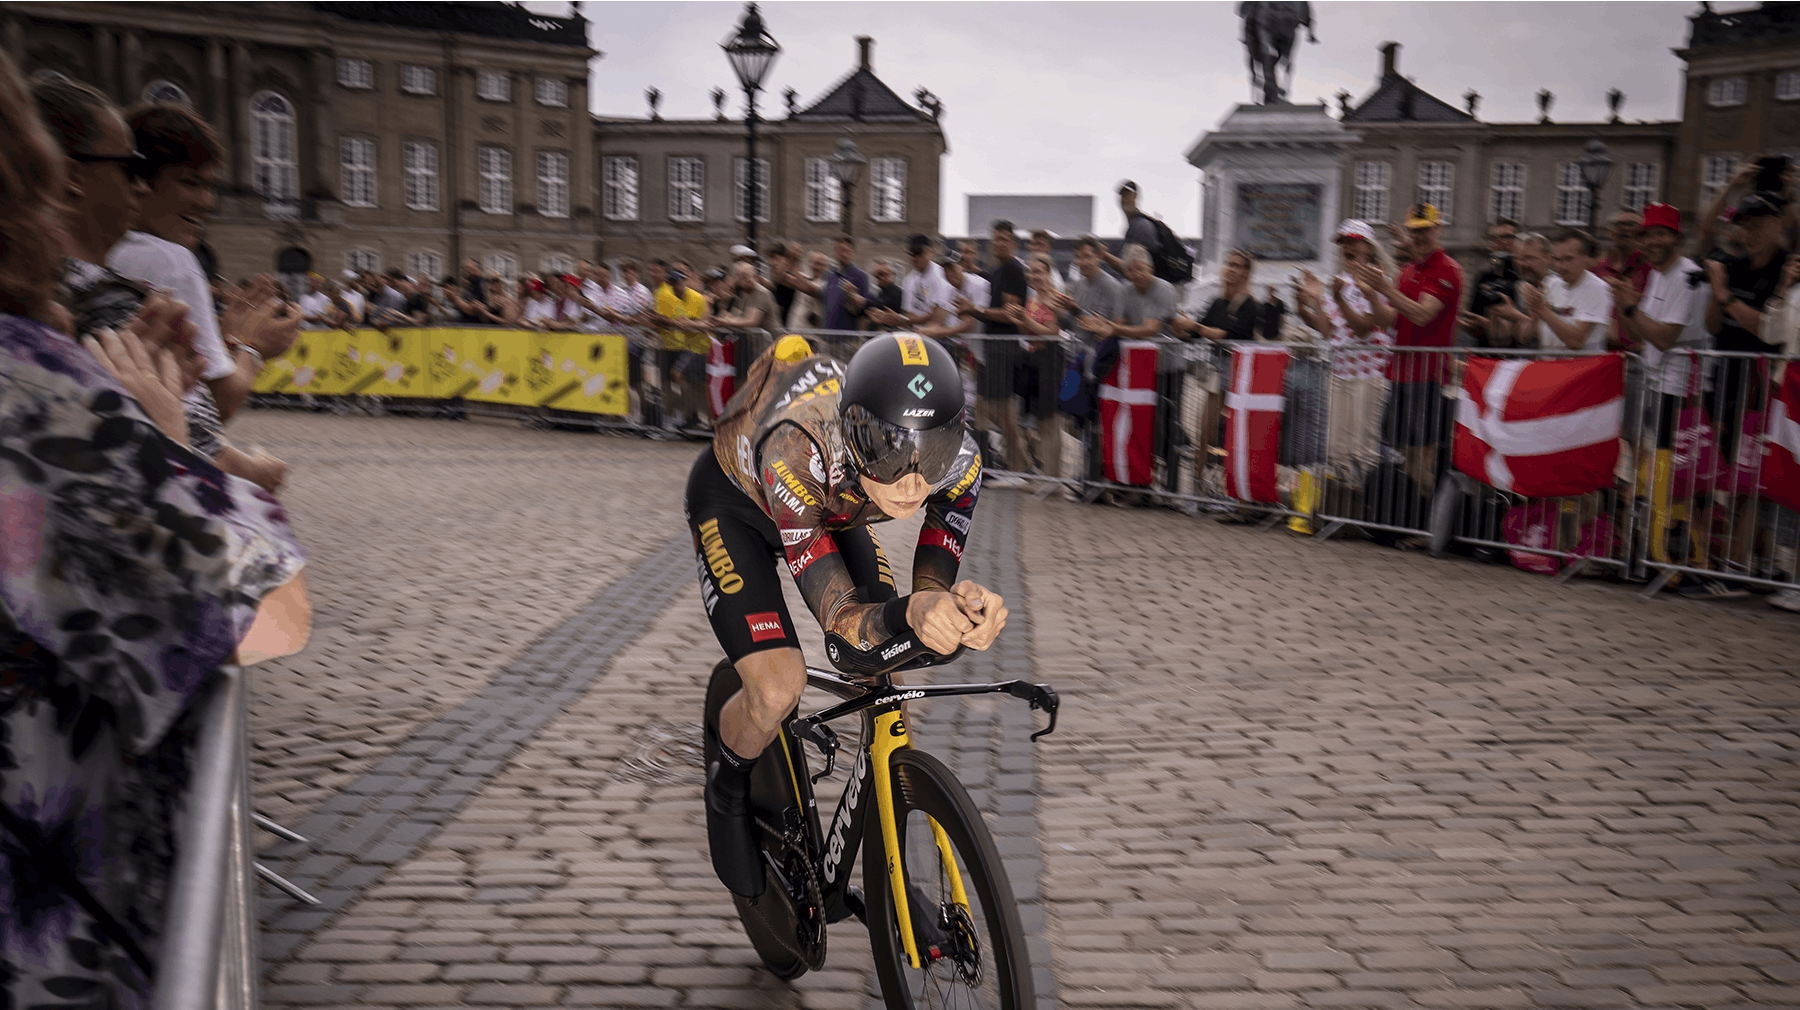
[865,749,1033,1009]
[704,659,810,980]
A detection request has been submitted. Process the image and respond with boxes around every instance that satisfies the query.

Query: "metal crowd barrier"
[249,323,1799,601]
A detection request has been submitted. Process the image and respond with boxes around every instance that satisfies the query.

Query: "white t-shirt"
[340,289,366,325]
[1539,270,1613,350]
[106,230,235,381]
[522,295,557,325]
[899,262,956,322]
[297,290,334,330]
[1638,256,1713,396]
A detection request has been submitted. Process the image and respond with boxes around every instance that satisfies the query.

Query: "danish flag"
[1223,346,1290,503]
[1761,365,1800,513]
[1098,340,1159,486]
[707,335,737,418]
[1453,355,1624,498]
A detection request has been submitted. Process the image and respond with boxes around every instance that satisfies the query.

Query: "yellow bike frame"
[870,708,971,969]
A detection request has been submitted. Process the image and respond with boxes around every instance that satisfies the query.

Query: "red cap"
[527,278,546,293]
[561,274,581,286]
[1642,202,1682,234]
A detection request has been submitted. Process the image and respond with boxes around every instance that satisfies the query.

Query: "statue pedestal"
[1184,103,1359,310]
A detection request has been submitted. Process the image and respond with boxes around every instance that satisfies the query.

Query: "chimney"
[1380,42,1399,79]
[857,36,873,71]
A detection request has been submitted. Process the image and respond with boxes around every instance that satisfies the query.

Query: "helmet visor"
[842,405,964,485]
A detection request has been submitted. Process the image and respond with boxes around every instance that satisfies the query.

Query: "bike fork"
[870,709,971,969]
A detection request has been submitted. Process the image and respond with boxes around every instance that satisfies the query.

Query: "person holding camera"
[1459,219,1520,348]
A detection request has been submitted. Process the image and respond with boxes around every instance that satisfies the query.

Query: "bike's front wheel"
[866,749,1034,1009]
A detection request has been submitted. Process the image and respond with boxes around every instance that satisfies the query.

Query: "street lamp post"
[828,136,866,239]
[722,3,780,253]
[1578,137,1614,231]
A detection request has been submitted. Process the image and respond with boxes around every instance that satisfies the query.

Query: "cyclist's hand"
[952,581,1007,651]
[906,591,973,654]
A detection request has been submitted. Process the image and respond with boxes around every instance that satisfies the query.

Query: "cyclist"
[686,332,1008,897]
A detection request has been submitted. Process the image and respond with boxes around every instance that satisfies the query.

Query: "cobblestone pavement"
[241,410,1800,1008]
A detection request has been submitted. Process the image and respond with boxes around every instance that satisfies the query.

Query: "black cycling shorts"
[685,448,895,663]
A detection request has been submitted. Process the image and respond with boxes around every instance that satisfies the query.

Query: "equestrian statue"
[1239,1,1317,105]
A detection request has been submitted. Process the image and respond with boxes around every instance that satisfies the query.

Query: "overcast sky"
[530,1,1718,237]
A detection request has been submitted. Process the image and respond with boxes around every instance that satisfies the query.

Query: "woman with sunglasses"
[685,332,1008,898]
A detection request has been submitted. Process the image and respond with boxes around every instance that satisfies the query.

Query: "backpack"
[1135,213,1195,286]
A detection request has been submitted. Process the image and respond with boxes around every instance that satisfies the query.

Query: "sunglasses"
[70,150,148,174]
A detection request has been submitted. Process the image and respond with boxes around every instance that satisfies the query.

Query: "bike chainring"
[755,815,828,971]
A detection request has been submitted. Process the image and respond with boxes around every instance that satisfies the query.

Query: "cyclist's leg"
[686,447,805,895]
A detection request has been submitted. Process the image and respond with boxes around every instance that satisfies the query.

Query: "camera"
[1756,155,1791,194]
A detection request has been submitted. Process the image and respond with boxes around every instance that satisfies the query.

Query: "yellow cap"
[1405,204,1443,229]
[773,334,812,362]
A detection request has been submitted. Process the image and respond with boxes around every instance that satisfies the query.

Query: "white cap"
[729,244,756,259]
[1334,219,1376,243]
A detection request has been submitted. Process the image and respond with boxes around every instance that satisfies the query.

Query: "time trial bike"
[702,629,1059,1008]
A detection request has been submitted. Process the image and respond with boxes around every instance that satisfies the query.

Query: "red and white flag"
[1099,340,1158,486]
[707,335,736,418]
[1223,345,1290,503]
[1454,355,1624,498]
[1761,365,1800,513]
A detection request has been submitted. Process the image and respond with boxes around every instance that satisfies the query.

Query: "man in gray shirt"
[1054,236,1125,491]
[1104,244,1186,494]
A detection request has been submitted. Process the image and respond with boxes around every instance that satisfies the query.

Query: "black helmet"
[838,333,965,484]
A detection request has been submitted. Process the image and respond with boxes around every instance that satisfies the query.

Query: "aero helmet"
[838,333,966,484]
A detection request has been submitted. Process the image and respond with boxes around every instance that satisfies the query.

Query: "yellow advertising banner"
[336,329,429,398]
[254,328,627,416]
[518,332,629,415]
[255,328,344,395]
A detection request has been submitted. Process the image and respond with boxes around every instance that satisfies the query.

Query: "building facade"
[4,1,596,284]
[594,37,946,269]
[1337,42,1679,279]
[1672,2,1800,221]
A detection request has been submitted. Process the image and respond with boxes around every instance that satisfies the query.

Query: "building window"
[478,146,512,214]
[870,157,907,222]
[340,137,376,208]
[1554,162,1595,226]
[337,58,373,90]
[1701,154,1739,209]
[1415,160,1454,222]
[477,70,511,102]
[805,157,843,222]
[483,252,517,281]
[1623,162,1660,213]
[250,92,299,206]
[1708,77,1747,107]
[403,142,439,211]
[407,250,443,279]
[401,65,437,96]
[346,248,381,274]
[535,78,568,107]
[603,156,639,220]
[142,79,189,105]
[1352,160,1389,223]
[668,156,704,221]
[1778,72,1800,102]
[734,157,770,223]
[1489,162,1524,223]
[541,253,575,275]
[537,151,570,218]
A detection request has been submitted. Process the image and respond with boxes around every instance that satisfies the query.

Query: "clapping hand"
[82,326,190,446]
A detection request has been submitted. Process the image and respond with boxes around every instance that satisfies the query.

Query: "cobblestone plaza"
[237,410,1800,1010]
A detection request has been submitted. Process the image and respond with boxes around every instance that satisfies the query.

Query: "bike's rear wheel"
[866,748,1033,1010]
[703,659,811,980]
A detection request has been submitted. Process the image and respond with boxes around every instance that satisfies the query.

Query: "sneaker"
[1769,587,1800,612]
[703,757,765,898]
[1674,576,1752,600]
